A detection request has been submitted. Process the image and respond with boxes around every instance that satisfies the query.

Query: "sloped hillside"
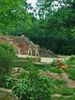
[0,56,75,100]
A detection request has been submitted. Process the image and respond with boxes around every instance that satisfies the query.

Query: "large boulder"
[0,88,18,100]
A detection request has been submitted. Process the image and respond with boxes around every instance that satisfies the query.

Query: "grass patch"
[58,87,75,96]
[66,56,75,65]
[66,68,75,80]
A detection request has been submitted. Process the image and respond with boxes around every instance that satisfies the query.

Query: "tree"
[0,0,32,35]
[33,0,75,54]
[36,0,75,37]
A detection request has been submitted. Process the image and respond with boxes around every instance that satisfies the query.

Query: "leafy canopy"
[0,0,32,35]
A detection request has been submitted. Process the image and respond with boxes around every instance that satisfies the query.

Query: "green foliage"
[66,56,75,65]
[13,77,34,100]
[0,0,75,54]
[1,57,75,100]
[52,95,75,100]
[0,43,16,81]
[65,56,75,80]
[30,0,75,54]
[0,0,32,35]
[15,57,62,74]
[66,67,75,81]
[47,63,62,73]
[3,74,53,100]
[32,76,52,100]
[12,76,53,100]
[52,79,66,87]
[2,59,58,100]
[1,75,14,88]
[58,87,75,96]
[50,60,57,67]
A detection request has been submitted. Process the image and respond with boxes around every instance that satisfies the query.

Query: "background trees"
[0,0,75,54]
[30,0,75,55]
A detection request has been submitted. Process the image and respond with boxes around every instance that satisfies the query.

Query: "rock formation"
[0,35,40,56]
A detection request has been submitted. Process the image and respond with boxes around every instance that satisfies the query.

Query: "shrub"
[58,87,75,96]
[66,68,75,80]
[66,56,75,65]
[13,77,34,100]
[0,42,16,82]
[32,76,55,100]
[1,75,35,100]
[50,60,56,67]
[2,75,14,88]
[3,74,55,100]
[13,76,53,100]
[52,79,66,87]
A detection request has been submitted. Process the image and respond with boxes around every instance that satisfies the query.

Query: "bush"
[13,77,34,100]
[66,68,75,80]
[66,56,75,65]
[0,42,16,81]
[58,87,75,96]
[3,74,54,100]
[50,60,56,67]
[32,76,55,100]
[52,79,66,87]
[13,76,53,100]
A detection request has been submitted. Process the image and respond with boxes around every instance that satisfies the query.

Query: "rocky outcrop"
[0,88,18,100]
[39,48,56,57]
[0,35,39,56]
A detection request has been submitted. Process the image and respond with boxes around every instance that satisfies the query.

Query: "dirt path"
[41,71,75,88]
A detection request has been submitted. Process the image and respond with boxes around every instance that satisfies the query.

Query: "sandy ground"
[17,54,70,64]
